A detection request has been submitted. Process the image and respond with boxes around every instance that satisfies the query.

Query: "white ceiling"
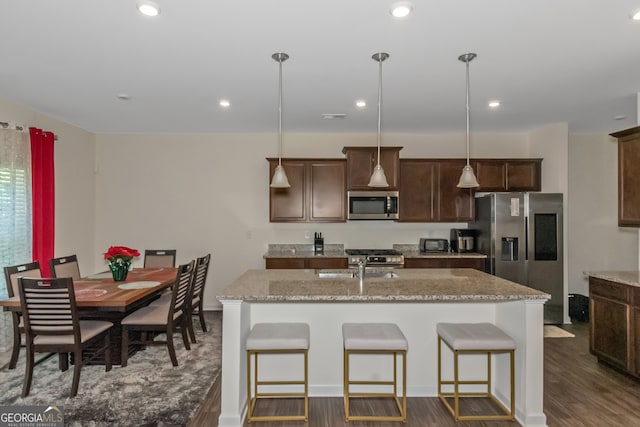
[1,0,640,134]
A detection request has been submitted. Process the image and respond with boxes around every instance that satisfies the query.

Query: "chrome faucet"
[357,258,366,286]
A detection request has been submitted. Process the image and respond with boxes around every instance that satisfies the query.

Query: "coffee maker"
[450,229,476,253]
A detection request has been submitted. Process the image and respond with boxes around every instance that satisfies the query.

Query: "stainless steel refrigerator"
[473,193,564,324]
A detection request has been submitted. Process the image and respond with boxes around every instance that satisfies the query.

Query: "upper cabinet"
[610,127,640,227]
[399,159,473,222]
[474,159,542,192]
[268,159,346,223]
[342,147,402,190]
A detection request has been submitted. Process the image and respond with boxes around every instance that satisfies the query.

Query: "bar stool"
[342,323,408,422]
[246,323,309,423]
[436,322,516,421]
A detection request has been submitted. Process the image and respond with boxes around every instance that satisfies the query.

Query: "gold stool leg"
[343,348,349,422]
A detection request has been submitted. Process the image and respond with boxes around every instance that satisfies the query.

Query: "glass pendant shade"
[368,52,390,188]
[270,164,290,188]
[457,164,479,188]
[456,52,480,189]
[269,52,291,189]
[368,164,389,187]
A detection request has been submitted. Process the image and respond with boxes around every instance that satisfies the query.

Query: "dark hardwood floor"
[190,320,640,427]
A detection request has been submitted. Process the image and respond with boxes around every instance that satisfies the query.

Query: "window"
[0,130,32,299]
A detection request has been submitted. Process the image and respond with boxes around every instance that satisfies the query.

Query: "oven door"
[348,191,399,220]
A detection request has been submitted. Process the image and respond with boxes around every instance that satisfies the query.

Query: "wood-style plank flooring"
[191,320,640,427]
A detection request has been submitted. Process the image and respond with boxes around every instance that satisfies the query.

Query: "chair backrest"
[49,255,81,280]
[192,254,211,303]
[168,260,195,324]
[4,261,42,298]
[144,250,177,268]
[18,277,80,342]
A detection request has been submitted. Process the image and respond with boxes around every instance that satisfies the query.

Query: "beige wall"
[568,133,638,295]
[0,99,96,275]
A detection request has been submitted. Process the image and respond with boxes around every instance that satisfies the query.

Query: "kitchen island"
[217,268,549,427]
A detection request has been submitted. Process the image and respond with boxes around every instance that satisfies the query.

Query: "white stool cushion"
[246,323,310,351]
[342,323,408,351]
[437,322,516,351]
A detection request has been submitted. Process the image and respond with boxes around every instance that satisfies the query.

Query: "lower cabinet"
[404,257,485,271]
[266,257,348,269]
[589,276,636,375]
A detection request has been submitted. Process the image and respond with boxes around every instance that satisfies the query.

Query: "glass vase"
[109,261,131,282]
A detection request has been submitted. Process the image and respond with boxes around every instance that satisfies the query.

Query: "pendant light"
[270,52,291,188]
[368,52,390,188]
[456,52,480,188]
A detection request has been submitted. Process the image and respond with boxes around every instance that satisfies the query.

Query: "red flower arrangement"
[104,246,140,265]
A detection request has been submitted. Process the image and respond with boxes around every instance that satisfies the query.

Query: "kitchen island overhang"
[217,268,549,427]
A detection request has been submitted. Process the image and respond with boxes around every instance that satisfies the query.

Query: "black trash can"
[568,293,589,322]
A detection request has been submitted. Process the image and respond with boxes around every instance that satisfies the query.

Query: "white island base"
[218,299,547,427]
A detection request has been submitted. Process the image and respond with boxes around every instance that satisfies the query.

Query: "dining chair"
[18,276,113,397]
[3,261,42,369]
[49,254,81,280]
[121,260,194,367]
[143,249,177,268]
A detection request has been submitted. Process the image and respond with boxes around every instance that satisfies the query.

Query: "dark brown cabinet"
[266,257,348,269]
[398,159,473,222]
[610,127,640,227]
[268,159,346,223]
[404,257,485,271]
[474,159,542,192]
[589,276,635,375]
[342,147,401,190]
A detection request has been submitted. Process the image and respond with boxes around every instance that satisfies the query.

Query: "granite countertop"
[264,244,346,258]
[218,268,549,302]
[587,271,640,287]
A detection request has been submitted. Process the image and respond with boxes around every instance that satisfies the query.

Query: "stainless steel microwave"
[347,191,399,220]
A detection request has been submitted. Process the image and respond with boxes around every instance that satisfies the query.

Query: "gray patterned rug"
[0,311,221,426]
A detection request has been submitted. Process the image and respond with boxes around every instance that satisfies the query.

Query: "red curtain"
[29,128,55,277]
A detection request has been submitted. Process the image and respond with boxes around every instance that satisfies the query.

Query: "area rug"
[0,312,221,426]
[544,325,575,338]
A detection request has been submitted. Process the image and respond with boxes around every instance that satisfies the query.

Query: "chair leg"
[198,302,207,332]
[181,321,191,351]
[187,314,197,344]
[167,326,179,366]
[22,347,34,397]
[105,331,112,372]
[71,349,82,397]
[9,321,21,369]
[121,326,129,367]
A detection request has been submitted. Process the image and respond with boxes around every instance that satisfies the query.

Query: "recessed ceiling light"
[137,1,161,17]
[488,101,500,108]
[116,93,131,100]
[219,99,230,108]
[632,9,640,20]
[322,113,347,119]
[390,2,413,18]
[613,115,627,120]
[356,100,367,108]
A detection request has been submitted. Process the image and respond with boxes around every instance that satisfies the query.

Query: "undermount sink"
[316,269,399,279]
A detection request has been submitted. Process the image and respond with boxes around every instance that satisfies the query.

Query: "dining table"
[0,267,178,365]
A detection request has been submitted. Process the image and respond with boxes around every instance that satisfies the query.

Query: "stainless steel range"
[345,249,404,269]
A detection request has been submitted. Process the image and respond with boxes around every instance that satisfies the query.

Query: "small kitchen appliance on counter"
[345,249,404,269]
[419,238,449,253]
[314,233,324,254]
[450,229,476,253]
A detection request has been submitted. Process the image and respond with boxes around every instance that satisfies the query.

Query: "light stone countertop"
[264,244,346,258]
[587,271,640,287]
[217,268,549,302]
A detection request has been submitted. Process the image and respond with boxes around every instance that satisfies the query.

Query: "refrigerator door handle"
[524,216,529,261]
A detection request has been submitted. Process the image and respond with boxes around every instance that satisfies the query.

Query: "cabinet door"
[344,147,401,190]
[309,161,346,222]
[399,160,436,222]
[506,160,541,191]
[306,257,348,269]
[618,135,640,226]
[436,161,474,222]
[404,257,485,270]
[265,258,306,269]
[590,294,629,370]
[474,160,507,191]
[269,161,306,222]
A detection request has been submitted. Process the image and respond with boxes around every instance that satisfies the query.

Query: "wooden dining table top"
[0,267,178,312]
